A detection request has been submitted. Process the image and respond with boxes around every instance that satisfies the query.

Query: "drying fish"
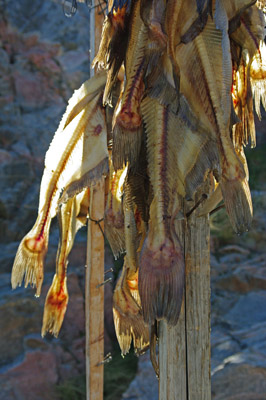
[42,189,89,337]
[92,0,132,105]
[113,257,149,355]
[174,0,253,234]
[112,0,149,170]
[11,73,108,296]
[140,97,185,325]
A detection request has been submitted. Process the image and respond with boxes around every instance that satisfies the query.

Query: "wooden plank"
[185,196,211,400]
[86,4,105,400]
[159,190,211,400]
[159,211,187,400]
[85,179,105,400]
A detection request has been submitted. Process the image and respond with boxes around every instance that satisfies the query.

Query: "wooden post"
[86,3,105,399]
[85,179,105,400]
[159,190,211,400]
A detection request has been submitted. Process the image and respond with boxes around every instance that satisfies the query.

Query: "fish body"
[140,97,185,325]
[174,0,252,233]
[11,74,108,295]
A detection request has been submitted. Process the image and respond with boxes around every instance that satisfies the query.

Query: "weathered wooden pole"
[85,3,105,400]
[159,188,211,400]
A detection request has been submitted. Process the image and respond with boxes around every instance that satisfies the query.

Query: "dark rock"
[212,364,266,400]
[225,291,266,329]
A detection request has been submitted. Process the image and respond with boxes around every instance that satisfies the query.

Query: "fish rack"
[87,3,211,400]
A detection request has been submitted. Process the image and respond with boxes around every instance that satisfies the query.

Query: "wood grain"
[86,179,105,400]
[159,188,211,400]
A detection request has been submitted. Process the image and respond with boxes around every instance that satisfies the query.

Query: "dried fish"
[112,0,149,169]
[11,73,108,296]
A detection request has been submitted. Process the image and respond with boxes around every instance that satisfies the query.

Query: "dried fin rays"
[11,0,266,354]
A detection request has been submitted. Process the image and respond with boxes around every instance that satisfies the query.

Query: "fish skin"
[222,0,256,21]
[42,190,88,337]
[11,74,108,295]
[113,258,149,355]
[230,5,264,60]
[112,0,149,170]
[141,0,167,48]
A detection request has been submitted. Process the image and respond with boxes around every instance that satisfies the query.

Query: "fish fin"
[139,230,185,325]
[112,123,142,170]
[11,219,50,296]
[145,62,179,114]
[220,176,253,234]
[104,219,125,258]
[42,275,68,337]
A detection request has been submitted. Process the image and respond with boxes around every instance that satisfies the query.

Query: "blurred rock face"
[0,1,115,399]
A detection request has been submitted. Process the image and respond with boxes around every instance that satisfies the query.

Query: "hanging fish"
[11,73,108,296]
[173,0,253,234]
[139,97,185,325]
[42,188,89,337]
[112,0,149,170]
[92,0,132,105]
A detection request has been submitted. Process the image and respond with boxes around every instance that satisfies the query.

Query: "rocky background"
[0,0,266,399]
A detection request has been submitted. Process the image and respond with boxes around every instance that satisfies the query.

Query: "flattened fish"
[11,73,108,296]
[175,0,252,233]
[140,97,185,325]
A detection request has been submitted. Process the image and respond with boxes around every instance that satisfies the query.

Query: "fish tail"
[221,176,253,234]
[112,123,142,170]
[139,232,185,325]
[11,222,49,296]
[113,263,149,355]
[42,274,68,337]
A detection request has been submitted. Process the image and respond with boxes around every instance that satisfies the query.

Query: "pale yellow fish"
[11,73,108,296]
